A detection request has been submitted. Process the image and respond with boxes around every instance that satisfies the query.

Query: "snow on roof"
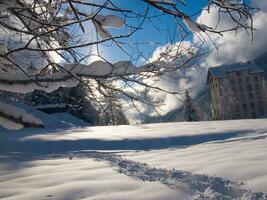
[208,62,264,79]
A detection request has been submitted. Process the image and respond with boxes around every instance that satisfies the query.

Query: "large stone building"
[207,62,267,120]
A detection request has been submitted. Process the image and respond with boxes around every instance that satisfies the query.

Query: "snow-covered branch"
[0,60,162,93]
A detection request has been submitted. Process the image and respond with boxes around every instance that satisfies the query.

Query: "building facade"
[207,62,267,120]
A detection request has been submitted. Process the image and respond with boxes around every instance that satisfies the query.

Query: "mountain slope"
[144,87,211,123]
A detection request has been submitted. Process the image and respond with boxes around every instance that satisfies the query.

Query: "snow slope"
[0,119,267,199]
[0,101,90,132]
[51,112,90,127]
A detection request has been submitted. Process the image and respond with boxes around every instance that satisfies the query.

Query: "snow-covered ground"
[0,118,267,199]
[0,157,187,200]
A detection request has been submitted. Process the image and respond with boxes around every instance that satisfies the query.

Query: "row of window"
[213,100,264,116]
[230,83,261,94]
[210,78,261,97]
[230,75,259,85]
[220,102,264,119]
[211,81,262,98]
[234,101,264,113]
[234,111,262,119]
[216,112,260,120]
[233,91,262,101]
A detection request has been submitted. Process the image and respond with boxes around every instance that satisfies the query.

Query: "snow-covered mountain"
[144,87,211,123]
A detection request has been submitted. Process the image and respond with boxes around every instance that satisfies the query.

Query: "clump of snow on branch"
[0,60,158,94]
[0,78,79,94]
[182,17,212,33]
[0,101,43,130]
[92,14,125,39]
[64,61,142,76]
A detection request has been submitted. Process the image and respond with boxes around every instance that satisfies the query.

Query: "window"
[239,85,244,92]
[242,104,248,111]
[230,79,236,85]
[236,114,241,119]
[214,109,217,116]
[245,77,250,82]
[235,105,240,113]
[243,112,249,118]
[248,93,253,99]
[246,85,252,91]
[255,83,260,90]
[233,95,238,101]
[240,94,246,102]
[256,91,261,99]
[236,71,241,76]
[238,78,243,84]
[231,87,237,93]
[258,101,264,110]
[254,76,259,82]
[250,102,255,110]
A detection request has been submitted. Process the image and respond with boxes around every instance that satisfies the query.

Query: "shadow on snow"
[0,129,257,154]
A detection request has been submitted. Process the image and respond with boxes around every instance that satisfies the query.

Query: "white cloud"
[196,1,267,66]
[123,42,208,120]
[148,41,195,63]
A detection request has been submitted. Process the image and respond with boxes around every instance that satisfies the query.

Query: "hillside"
[144,87,211,123]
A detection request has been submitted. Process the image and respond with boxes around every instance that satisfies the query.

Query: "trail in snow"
[45,152,267,200]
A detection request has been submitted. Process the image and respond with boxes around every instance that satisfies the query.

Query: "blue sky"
[96,0,208,64]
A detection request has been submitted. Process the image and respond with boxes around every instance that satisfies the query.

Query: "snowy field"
[0,116,267,199]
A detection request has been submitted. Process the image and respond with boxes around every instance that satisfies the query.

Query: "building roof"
[208,62,264,79]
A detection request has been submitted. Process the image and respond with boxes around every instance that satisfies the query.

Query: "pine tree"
[100,91,129,126]
[184,90,198,122]
[65,84,100,125]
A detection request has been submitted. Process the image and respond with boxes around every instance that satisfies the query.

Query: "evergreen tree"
[99,91,129,126]
[184,90,198,122]
[66,84,100,125]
